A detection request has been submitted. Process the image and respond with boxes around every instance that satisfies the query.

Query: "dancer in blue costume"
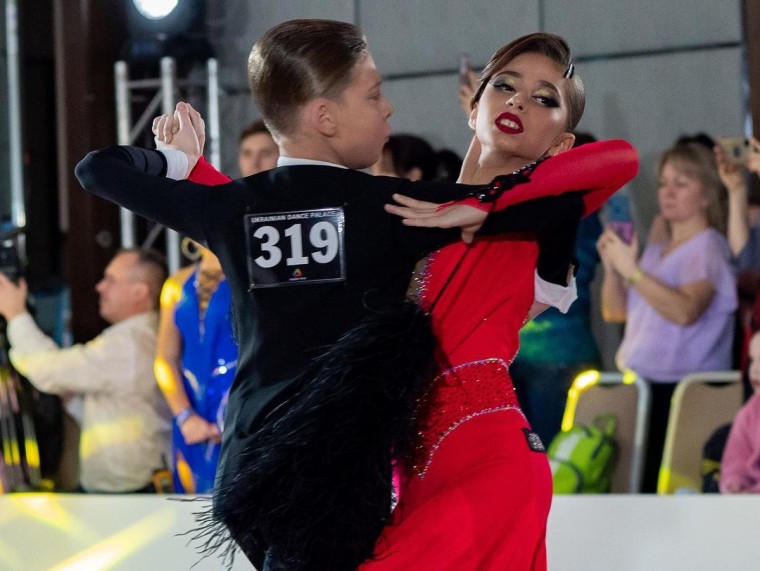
[155,246,237,493]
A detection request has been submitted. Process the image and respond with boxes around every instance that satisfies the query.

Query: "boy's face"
[331,54,393,169]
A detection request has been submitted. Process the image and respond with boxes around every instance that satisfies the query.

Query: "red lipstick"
[495,112,523,134]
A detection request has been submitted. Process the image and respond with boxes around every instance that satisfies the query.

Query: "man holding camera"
[0,249,172,493]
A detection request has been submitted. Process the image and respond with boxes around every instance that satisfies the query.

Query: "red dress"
[360,140,639,570]
[186,141,639,569]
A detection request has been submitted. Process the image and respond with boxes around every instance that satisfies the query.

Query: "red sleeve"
[188,156,233,185]
[460,139,639,218]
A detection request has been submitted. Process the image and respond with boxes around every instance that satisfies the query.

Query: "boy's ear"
[305,98,338,137]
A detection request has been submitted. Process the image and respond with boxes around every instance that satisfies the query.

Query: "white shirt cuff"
[534,270,577,314]
[159,149,189,180]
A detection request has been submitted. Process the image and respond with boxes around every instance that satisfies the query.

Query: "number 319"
[253,222,339,268]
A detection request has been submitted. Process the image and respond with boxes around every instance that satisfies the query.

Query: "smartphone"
[458,53,473,86]
[717,137,751,165]
[608,221,634,245]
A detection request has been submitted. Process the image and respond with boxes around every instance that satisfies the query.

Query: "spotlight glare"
[133,0,179,20]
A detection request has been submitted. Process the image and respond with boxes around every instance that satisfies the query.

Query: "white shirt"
[8,312,171,492]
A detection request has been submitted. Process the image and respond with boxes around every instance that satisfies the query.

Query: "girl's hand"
[384,193,484,244]
[151,102,204,175]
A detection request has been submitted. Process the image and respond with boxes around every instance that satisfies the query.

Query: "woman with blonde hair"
[598,142,737,492]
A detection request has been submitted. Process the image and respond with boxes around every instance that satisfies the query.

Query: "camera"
[0,230,24,282]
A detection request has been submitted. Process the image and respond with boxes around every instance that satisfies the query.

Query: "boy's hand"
[384,194,485,244]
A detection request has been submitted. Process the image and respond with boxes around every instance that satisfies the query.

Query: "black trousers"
[642,382,677,493]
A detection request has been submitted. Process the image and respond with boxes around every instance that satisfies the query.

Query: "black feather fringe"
[193,299,437,570]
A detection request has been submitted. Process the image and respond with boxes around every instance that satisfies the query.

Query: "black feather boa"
[194,299,437,570]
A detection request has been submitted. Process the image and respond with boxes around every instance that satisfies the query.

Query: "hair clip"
[563,63,575,79]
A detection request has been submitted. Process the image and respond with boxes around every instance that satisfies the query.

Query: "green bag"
[548,414,618,494]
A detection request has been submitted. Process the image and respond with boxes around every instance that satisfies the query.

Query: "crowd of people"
[1,15,760,571]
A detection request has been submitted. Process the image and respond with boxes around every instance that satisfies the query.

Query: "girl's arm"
[388,140,639,235]
[189,156,234,185]
[461,139,639,217]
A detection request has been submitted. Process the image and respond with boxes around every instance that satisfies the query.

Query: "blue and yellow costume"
[172,268,237,493]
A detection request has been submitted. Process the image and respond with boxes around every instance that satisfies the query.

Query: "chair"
[657,371,743,494]
[561,370,651,493]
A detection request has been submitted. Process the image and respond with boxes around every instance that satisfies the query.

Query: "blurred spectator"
[371,134,462,182]
[0,249,171,493]
[716,135,760,366]
[371,134,463,301]
[154,243,236,494]
[646,133,718,246]
[719,135,760,266]
[598,142,737,492]
[720,330,760,494]
[433,148,464,183]
[238,119,278,177]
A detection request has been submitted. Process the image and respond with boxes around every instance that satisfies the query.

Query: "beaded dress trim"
[405,358,522,479]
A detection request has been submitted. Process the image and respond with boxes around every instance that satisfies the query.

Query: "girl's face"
[656,162,709,224]
[470,52,574,168]
[748,334,760,394]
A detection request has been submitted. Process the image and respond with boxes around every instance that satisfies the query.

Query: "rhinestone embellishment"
[405,358,521,479]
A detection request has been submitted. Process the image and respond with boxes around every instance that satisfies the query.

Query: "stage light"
[123,0,210,77]
[132,0,178,20]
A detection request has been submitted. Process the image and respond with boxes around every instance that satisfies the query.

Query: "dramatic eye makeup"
[490,72,516,92]
[533,88,559,108]
[489,71,561,108]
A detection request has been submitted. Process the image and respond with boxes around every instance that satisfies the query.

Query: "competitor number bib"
[244,208,346,288]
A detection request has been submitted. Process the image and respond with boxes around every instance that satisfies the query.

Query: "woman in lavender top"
[597,142,737,492]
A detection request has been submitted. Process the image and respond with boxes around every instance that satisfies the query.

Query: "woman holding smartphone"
[716,136,760,368]
[598,142,737,493]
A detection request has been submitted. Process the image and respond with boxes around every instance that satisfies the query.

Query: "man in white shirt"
[0,249,171,493]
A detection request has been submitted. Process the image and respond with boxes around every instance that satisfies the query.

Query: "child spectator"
[720,330,760,493]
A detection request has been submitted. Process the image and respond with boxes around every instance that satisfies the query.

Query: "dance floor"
[0,493,758,570]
